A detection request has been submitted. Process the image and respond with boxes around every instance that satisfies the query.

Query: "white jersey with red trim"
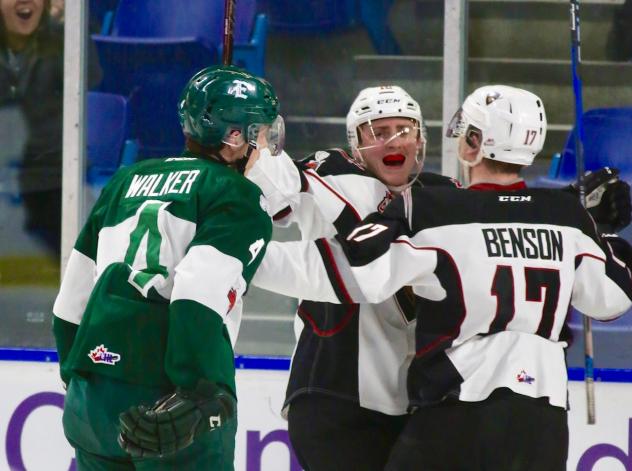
[247,147,458,415]
[260,183,632,409]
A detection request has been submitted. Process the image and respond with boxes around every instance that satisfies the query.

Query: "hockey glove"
[117,381,235,458]
[566,167,632,232]
[601,233,632,269]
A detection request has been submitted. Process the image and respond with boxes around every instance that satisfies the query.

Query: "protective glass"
[446,107,466,138]
[222,115,285,156]
[249,115,285,156]
[356,121,422,152]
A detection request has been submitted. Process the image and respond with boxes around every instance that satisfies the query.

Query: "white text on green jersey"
[125,170,201,199]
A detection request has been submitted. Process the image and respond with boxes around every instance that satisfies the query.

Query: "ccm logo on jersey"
[498,195,531,202]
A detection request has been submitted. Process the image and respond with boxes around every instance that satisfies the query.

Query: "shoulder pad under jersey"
[416,172,462,189]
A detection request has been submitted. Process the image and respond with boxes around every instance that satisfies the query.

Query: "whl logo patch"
[88,345,121,365]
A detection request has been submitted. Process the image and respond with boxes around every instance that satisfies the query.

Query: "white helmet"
[446,85,547,166]
[346,86,423,151]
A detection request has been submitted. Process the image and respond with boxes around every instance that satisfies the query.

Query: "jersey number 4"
[489,265,561,339]
[125,201,170,291]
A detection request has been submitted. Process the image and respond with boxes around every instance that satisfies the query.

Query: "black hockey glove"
[601,233,632,268]
[118,381,235,458]
[566,167,632,232]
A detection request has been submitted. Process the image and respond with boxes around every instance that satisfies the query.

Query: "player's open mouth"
[382,154,406,167]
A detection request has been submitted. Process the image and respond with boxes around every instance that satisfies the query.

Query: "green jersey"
[53,154,272,396]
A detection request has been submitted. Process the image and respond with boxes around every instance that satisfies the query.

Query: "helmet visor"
[249,115,285,156]
[221,115,286,156]
[446,107,466,138]
[356,121,422,152]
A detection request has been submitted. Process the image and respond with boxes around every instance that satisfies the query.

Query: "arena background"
[1,1,631,470]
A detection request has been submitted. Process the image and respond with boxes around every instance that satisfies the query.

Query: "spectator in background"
[49,0,63,22]
[0,0,100,260]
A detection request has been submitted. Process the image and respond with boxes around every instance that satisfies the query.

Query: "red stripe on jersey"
[298,304,358,337]
[331,147,364,170]
[469,181,527,191]
[393,239,467,357]
[576,252,606,263]
[488,264,516,333]
[299,168,310,192]
[577,251,627,324]
[320,238,355,304]
[304,169,362,222]
[272,206,292,221]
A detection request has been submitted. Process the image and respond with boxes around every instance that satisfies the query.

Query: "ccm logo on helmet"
[498,195,532,202]
[377,98,401,104]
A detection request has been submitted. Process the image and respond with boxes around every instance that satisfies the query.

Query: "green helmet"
[178,65,280,148]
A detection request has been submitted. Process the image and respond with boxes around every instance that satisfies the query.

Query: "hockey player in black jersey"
[246,85,460,470]
[259,85,632,470]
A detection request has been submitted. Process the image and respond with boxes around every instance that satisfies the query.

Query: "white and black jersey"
[261,182,632,410]
[248,148,459,415]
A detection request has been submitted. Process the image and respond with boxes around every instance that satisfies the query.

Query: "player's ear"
[465,128,481,150]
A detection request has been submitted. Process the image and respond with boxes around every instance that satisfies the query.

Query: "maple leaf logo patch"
[227,288,237,313]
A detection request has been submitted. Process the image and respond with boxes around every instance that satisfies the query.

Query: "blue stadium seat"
[89,0,118,34]
[93,37,216,157]
[92,0,265,158]
[111,0,255,44]
[359,0,400,54]
[257,0,400,54]
[534,107,632,370]
[87,91,138,187]
[539,107,632,186]
[257,0,357,32]
[220,13,268,76]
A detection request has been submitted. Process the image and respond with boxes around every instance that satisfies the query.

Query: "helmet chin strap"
[457,144,485,187]
[388,164,422,194]
[351,145,367,168]
[387,136,427,194]
[354,141,426,195]
[234,142,257,174]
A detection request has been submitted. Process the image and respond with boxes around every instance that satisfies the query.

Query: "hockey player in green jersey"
[52,65,283,470]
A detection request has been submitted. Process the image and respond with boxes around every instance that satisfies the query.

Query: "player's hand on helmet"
[244,126,271,175]
[567,167,632,232]
[117,381,235,458]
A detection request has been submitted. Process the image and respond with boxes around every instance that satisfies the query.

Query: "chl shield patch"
[88,345,121,365]
[517,369,535,384]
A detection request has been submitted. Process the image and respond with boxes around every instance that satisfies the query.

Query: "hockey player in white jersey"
[246,85,460,470]
[258,85,632,470]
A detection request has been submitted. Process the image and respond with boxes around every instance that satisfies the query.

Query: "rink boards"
[0,358,631,471]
